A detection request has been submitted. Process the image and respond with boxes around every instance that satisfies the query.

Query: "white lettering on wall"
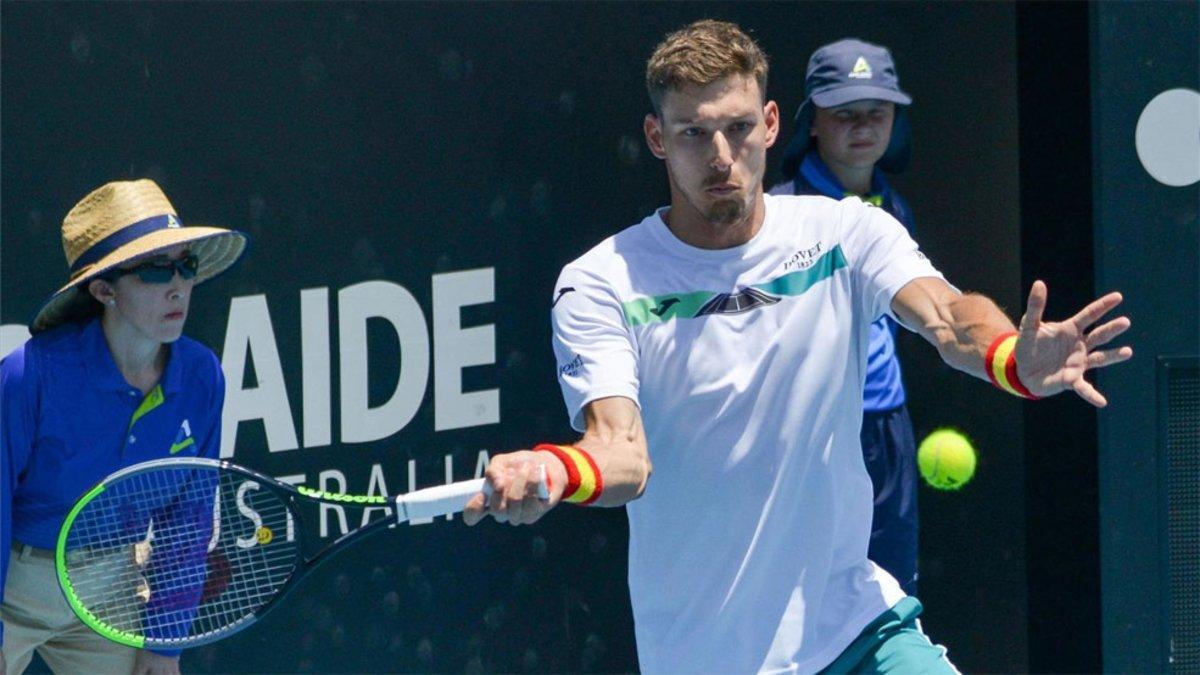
[221,295,299,458]
[319,469,349,537]
[432,268,499,431]
[363,462,393,525]
[300,287,331,449]
[216,270,499,457]
[338,281,430,444]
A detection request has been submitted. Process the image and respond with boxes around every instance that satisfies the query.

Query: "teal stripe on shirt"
[622,244,847,326]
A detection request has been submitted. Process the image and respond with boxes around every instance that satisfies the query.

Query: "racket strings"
[62,466,303,645]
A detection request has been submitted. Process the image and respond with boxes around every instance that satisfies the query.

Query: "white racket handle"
[394,464,548,523]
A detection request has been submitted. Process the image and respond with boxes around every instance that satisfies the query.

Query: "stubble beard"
[705,197,746,227]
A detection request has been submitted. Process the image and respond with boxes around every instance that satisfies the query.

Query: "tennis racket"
[55,456,546,650]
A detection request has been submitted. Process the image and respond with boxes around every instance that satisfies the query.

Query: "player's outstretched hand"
[1014,280,1133,407]
[464,450,566,526]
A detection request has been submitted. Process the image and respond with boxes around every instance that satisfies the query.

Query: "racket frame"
[55,457,484,650]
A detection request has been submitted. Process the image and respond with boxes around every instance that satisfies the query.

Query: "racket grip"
[395,465,549,523]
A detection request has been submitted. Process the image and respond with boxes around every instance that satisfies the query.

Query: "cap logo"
[167,214,181,228]
[848,56,873,79]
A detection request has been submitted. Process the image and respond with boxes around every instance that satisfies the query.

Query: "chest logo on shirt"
[622,244,848,326]
[696,287,780,316]
[170,419,195,454]
[783,242,824,271]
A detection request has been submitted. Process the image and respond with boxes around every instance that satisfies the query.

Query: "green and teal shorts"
[820,597,959,674]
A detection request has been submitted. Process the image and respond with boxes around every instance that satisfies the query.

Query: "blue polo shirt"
[769,152,916,412]
[1,317,224,647]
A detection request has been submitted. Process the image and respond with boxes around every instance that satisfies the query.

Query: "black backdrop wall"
[2,3,1030,672]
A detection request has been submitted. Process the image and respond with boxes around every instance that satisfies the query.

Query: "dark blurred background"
[2,2,1196,673]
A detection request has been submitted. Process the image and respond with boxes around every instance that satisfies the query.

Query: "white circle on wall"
[1135,88,1200,187]
[0,324,31,358]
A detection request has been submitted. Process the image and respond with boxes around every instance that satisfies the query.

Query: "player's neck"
[665,190,767,250]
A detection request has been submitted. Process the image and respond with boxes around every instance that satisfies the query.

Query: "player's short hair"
[645,20,769,115]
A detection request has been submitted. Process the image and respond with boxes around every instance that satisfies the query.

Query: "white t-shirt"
[550,194,947,674]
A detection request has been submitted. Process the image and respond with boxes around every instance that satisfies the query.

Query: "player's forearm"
[574,433,651,507]
[573,398,652,507]
[921,292,1017,381]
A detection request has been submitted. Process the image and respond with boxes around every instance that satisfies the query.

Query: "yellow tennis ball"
[917,428,976,490]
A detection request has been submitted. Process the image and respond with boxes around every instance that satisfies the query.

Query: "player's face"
[108,245,195,344]
[810,100,895,172]
[645,75,780,229]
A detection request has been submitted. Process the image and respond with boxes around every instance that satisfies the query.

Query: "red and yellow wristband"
[985,332,1040,400]
[533,443,604,505]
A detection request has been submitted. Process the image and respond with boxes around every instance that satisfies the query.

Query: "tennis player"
[1,180,248,675]
[770,38,923,596]
[464,20,1132,673]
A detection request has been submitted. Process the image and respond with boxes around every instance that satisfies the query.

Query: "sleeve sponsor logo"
[559,354,583,378]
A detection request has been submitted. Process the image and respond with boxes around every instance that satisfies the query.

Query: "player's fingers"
[1084,317,1131,349]
[1069,292,1123,332]
[484,461,514,512]
[523,503,547,525]
[1088,346,1134,369]
[462,493,487,526]
[485,478,507,520]
[505,465,530,525]
[513,462,549,525]
[1018,280,1047,338]
[1072,377,1108,408]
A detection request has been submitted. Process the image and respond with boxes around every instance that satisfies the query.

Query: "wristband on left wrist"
[985,331,1039,400]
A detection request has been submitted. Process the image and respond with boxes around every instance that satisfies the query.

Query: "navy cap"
[806,39,911,109]
[781,38,913,176]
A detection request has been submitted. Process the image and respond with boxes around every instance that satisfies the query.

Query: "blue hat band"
[70,214,179,273]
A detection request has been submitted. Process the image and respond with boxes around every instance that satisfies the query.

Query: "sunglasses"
[104,253,200,284]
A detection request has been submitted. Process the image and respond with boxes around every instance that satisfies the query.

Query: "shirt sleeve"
[549,264,640,432]
[837,196,951,328]
[1,344,37,647]
[197,350,225,461]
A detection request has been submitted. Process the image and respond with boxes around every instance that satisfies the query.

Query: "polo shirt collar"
[800,152,892,204]
[82,318,130,392]
[160,341,182,394]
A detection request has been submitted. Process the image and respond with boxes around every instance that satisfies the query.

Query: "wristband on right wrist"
[533,443,603,505]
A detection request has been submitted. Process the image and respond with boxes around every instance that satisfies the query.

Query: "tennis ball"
[917,428,976,490]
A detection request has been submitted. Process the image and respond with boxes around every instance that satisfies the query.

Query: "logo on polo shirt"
[849,56,873,79]
[170,419,195,454]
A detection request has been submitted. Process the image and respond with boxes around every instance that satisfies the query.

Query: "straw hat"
[30,179,249,334]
